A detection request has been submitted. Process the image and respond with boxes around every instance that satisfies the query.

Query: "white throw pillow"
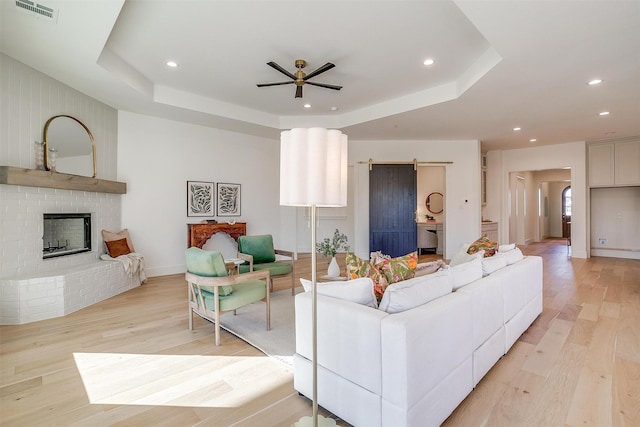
[481,253,508,276]
[378,269,452,314]
[503,247,524,265]
[450,243,485,267]
[499,243,516,253]
[300,277,378,308]
[450,256,483,290]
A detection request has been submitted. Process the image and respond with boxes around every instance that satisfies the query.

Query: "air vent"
[15,0,58,22]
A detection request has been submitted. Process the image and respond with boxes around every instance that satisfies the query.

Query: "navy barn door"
[369,164,417,257]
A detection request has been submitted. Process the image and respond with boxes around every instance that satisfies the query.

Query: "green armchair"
[185,247,271,346]
[237,234,295,294]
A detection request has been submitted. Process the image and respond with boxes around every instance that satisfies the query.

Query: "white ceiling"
[2,0,639,151]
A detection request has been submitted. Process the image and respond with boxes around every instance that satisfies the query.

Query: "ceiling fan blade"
[256,81,294,87]
[266,61,297,80]
[303,62,335,81]
[306,81,343,91]
[295,85,303,98]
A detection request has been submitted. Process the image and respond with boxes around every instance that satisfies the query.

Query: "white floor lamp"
[280,128,348,427]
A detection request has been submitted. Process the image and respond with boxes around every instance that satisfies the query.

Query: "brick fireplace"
[0,182,140,325]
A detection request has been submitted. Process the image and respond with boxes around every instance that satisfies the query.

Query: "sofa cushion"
[502,247,524,265]
[345,253,389,301]
[450,256,483,290]
[375,251,418,285]
[415,260,447,277]
[378,269,452,313]
[481,253,508,276]
[300,277,378,308]
[499,243,516,252]
[105,238,131,258]
[467,236,498,257]
[450,243,485,267]
[370,250,391,265]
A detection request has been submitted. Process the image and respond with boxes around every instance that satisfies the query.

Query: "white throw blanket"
[100,252,147,283]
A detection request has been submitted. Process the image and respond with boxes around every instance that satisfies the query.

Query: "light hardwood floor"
[1,241,638,426]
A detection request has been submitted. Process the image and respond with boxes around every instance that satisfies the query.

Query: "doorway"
[516,176,526,245]
[562,186,571,241]
[369,164,417,257]
[508,169,571,247]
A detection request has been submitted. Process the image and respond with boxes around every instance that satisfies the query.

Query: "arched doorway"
[562,186,571,240]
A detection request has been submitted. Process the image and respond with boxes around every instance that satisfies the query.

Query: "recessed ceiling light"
[303,104,311,109]
[587,79,603,85]
[166,61,179,68]
[513,127,521,131]
[423,58,435,66]
[529,138,537,142]
[599,111,610,116]
[330,106,338,111]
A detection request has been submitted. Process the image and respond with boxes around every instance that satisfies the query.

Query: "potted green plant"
[316,229,349,277]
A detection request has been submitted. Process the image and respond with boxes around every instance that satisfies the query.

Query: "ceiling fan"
[257,59,342,98]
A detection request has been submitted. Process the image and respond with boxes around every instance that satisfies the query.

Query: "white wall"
[591,186,640,257]
[350,139,481,259]
[0,54,120,279]
[117,112,281,277]
[493,141,588,258]
[0,54,118,180]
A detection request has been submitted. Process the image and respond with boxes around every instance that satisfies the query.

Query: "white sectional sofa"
[294,255,543,427]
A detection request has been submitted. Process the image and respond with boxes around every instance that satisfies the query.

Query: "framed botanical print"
[187,181,214,217]
[216,183,241,216]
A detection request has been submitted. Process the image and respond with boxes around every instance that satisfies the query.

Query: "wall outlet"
[598,238,607,245]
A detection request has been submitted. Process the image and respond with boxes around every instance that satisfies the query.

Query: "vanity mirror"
[426,192,444,214]
[43,115,96,178]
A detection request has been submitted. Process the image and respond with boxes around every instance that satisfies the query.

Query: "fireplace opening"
[43,213,92,259]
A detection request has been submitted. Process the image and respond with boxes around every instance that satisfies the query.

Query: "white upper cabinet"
[614,141,640,186]
[589,140,640,187]
[588,143,615,186]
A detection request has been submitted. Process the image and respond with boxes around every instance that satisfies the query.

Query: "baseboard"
[146,264,185,278]
[590,248,640,260]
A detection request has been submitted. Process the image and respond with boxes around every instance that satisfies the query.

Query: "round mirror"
[43,115,96,178]
[426,192,443,214]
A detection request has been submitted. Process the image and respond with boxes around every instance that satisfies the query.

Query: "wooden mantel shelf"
[0,166,126,194]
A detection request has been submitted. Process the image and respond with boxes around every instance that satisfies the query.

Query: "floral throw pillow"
[345,253,389,302]
[467,236,498,257]
[374,251,418,288]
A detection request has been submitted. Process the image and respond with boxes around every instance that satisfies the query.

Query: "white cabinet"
[615,141,640,185]
[589,140,640,187]
[417,222,445,255]
[481,222,498,242]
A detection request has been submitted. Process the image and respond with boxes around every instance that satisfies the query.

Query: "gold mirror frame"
[426,191,444,214]
[43,115,96,178]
